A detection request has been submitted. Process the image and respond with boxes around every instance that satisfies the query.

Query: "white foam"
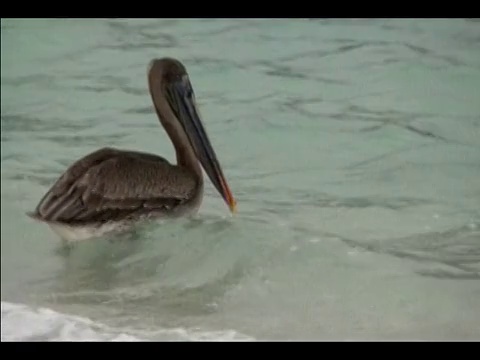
[48,222,124,243]
[1,301,142,341]
[1,301,253,341]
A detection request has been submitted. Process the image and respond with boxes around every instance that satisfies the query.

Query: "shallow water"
[1,18,480,341]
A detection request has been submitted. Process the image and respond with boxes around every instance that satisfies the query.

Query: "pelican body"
[28,58,236,242]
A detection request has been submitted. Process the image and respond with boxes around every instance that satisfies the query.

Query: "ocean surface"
[1,18,479,341]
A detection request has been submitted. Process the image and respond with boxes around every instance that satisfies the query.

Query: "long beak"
[166,76,237,213]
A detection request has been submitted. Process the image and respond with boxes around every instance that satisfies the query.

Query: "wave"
[1,301,253,341]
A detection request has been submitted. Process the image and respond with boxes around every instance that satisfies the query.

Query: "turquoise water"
[1,18,480,340]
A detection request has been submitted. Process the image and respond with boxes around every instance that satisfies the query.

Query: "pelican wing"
[30,147,197,224]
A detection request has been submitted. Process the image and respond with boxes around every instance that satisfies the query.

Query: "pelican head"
[147,57,236,213]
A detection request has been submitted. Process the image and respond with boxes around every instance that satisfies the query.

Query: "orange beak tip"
[229,199,237,214]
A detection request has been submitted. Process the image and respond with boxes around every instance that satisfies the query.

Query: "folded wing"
[30,147,198,224]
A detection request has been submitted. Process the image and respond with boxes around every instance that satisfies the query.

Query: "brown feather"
[32,147,198,225]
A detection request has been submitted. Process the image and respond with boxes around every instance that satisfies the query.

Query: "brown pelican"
[27,57,237,242]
